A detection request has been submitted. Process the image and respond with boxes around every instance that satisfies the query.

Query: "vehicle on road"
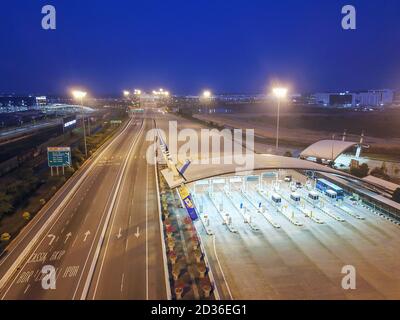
[316,178,344,200]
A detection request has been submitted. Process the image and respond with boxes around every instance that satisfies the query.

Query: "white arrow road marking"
[47,234,56,246]
[64,232,72,244]
[83,231,91,242]
[116,228,122,239]
[134,226,140,239]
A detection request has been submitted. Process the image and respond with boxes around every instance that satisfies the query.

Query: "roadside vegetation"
[0,109,127,252]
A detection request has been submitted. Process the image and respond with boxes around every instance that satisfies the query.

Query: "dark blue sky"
[1,0,400,95]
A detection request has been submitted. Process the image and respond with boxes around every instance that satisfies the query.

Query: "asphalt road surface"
[0,112,168,300]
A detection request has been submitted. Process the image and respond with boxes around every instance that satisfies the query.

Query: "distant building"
[0,95,48,113]
[393,91,400,107]
[35,96,48,107]
[313,89,394,108]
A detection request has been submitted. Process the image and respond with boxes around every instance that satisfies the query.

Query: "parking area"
[190,170,400,299]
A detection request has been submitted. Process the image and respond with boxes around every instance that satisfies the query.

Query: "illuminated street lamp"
[272,87,288,151]
[123,90,130,97]
[134,89,142,95]
[202,90,212,114]
[72,90,88,157]
[203,90,211,99]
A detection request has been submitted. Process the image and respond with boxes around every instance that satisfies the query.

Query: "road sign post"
[47,147,71,176]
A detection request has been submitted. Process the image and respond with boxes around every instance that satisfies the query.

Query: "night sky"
[1,0,400,95]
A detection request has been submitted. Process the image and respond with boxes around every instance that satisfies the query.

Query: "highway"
[0,111,168,300]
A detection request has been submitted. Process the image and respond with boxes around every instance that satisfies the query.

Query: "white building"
[313,89,394,108]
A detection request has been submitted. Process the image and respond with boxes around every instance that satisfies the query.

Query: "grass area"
[0,110,127,252]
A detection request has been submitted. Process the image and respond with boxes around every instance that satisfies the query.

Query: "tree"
[284,151,293,158]
[22,211,31,221]
[370,166,390,181]
[350,163,369,178]
[0,192,13,216]
[393,188,400,204]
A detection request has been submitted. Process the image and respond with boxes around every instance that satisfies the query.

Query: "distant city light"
[123,90,130,97]
[134,89,142,95]
[272,87,288,98]
[152,89,170,96]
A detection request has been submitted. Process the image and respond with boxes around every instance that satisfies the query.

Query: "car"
[284,175,292,182]
[295,182,302,188]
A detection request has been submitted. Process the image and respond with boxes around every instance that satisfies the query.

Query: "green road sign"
[132,108,144,113]
[47,147,71,167]
[110,120,122,124]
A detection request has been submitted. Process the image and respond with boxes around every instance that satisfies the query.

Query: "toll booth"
[228,177,243,193]
[290,192,301,203]
[308,191,319,201]
[271,192,282,204]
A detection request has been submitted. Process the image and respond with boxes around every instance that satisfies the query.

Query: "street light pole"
[72,90,88,158]
[276,97,281,151]
[272,87,288,153]
[80,97,88,158]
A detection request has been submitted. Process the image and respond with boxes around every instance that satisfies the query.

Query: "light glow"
[203,90,211,98]
[72,90,87,99]
[272,87,288,98]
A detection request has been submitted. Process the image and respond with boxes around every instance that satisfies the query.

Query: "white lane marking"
[0,118,133,298]
[135,226,140,239]
[64,232,72,244]
[212,235,233,300]
[116,228,122,239]
[23,284,30,294]
[47,234,56,246]
[83,231,91,242]
[145,164,149,300]
[63,266,79,278]
[125,238,129,252]
[120,273,124,293]
[81,120,144,300]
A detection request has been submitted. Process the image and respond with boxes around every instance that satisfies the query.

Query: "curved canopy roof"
[161,153,356,189]
[300,140,357,161]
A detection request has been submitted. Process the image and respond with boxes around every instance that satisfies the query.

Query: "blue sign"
[178,186,199,221]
